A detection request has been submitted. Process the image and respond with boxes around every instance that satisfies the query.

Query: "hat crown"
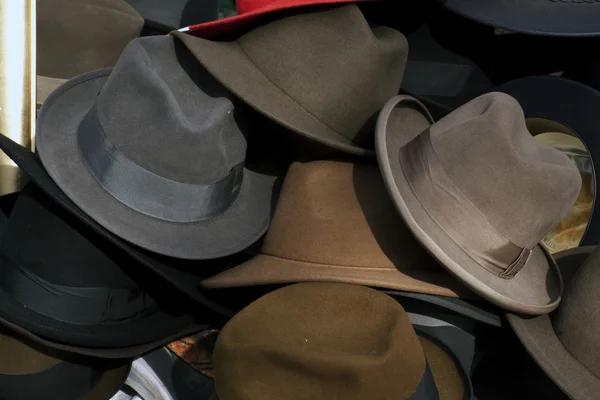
[213,282,427,400]
[236,5,408,145]
[553,247,600,379]
[37,0,143,78]
[96,36,247,184]
[429,92,581,249]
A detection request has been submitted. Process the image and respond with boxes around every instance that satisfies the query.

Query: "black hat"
[496,76,600,247]
[0,328,130,400]
[440,0,600,37]
[0,185,208,358]
[34,34,278,260]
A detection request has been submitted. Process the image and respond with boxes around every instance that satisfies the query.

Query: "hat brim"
[506,246,600,400]
[375,95,563,315]
[441,0,600,37]
[183,0,369,38]
[172,31,373,157]
[201,253,473,298]
[496,75,600,248]
[35,68,278,260]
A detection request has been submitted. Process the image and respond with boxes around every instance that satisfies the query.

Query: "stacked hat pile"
[2,0,600,398]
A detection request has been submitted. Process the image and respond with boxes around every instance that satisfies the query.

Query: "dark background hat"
[35,35,278,260]
[125,0,219,32]
[376,93,581,314]
[173,4,409,157]
[0,328,130,400]
[37,0,143,106]
[0,184,208,357]
[439,0,600,37]
[507,245,600,400]
[211,282,471,400]
[496,76,600,249]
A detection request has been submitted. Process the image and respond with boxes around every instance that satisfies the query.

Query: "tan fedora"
[37,0,143,107]
[375,93,581,315]
[210,282,471,400]
[506,246,600,400]
[202,160,473,299]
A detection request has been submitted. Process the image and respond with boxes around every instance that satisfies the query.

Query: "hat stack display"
[2,0,600,398]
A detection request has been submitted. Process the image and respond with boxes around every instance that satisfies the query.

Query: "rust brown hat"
[375,93,582,315]
[202,160,473,299]
[37,0,143,107]
[507,246,600,400]
[172,4,408,157]
[211,282,471,400]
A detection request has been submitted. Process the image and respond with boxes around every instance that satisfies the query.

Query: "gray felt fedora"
[375,92,581,315]
[507,246,600,400]
[35,35,278,259]
[172,5,408,157]
[37,0,143,108]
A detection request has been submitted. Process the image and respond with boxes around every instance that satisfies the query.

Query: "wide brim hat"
[181,0,371,38]
[0,134,237,328]
[202,160,475,300]
[496,76,600,247]
[0,329,130,399]
[173,5,409,157]
[375,95,564,315]
[0,188,210,359]
[34,65,278,260]
[440,0,600,37]
[506,246,598,400]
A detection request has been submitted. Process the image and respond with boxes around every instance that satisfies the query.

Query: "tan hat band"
[400,131,531,279]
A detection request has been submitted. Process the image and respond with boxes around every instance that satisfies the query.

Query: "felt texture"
[203,160,473,299]
[35,36,279,259]
[376,93,574,314]
[184,0,373,39]
[496,76,600,248]
[0,184,205,349]
[37,0,143,79]
[0,330,130,400]
[441,0,600,37]
[507,246,600,400]
[173,4,408,156]
[212,282,466,399]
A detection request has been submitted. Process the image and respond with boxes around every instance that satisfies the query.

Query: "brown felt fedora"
[375,93,582,315]
[37,0,143,107]
[0,328,130,399]
[172,4,408,157]
[203,160,473,299]
[506,246,600,400]
[211,282,471,400]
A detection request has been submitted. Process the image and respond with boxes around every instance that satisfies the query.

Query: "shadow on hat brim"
[375,95,563,315]
[441,0,600,37]
[506,246,600,400]
[171,28,376,157]
[496,75,600,248]
[35,68,278,260]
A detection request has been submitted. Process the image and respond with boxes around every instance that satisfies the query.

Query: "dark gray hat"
[35,35,278,259]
